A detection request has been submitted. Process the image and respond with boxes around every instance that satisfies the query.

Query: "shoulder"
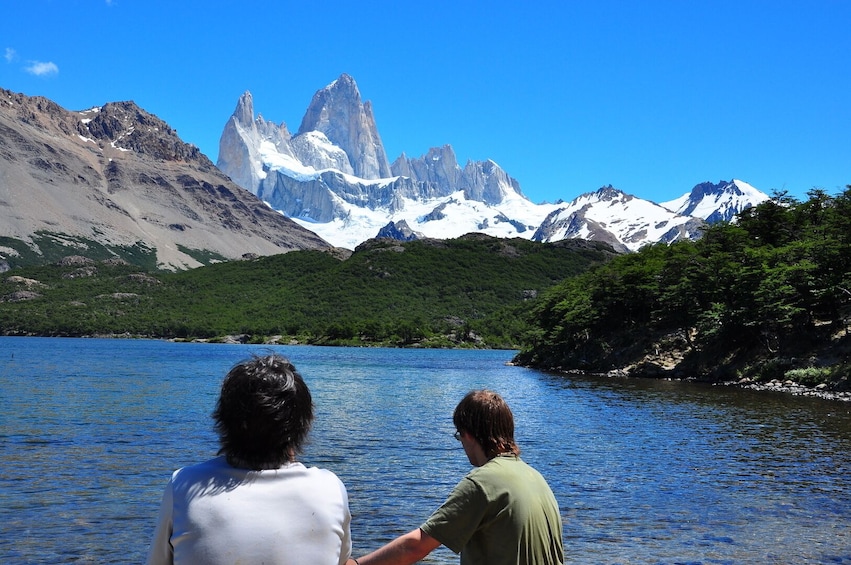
[173,456,228,477]
[298,464,349,491]
[170,456,231,483]
[296,462,337,476]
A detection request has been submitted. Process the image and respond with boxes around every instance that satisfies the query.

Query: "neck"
[226,455,294,470]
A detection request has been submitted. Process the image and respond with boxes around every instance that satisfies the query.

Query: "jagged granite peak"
[389,146,523,205]
[661,179,768,223]
[233,90,255,125]
[390,151,412,177]
[1,87,331,270]
[297,73,391,179]
[375,219,423,241]
[216,76,538,249]
[217,91,295,193]
[217,91,263,192]
[391,144,462,192]
[592,184,623,201]
[460,159,524,205]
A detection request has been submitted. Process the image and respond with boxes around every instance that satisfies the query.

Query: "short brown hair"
[453,390,520,458]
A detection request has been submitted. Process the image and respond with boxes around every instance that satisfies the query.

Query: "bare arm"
[348,528,441,565]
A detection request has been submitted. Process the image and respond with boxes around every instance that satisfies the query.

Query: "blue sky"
[2,0,849,204]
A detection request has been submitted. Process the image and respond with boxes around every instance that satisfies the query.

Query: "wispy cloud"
[4,48,16,63]
[25,60,59,76]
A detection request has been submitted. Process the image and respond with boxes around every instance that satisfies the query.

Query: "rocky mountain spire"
[217,91,261,191]
[297,73,392,179]
[218,90,294,194]
[391,145,462,189]
[233,90,255,126]
[460,159,524,205]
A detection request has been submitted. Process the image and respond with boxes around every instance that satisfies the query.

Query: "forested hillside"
[0,234,615,348]
[515,187,851,391]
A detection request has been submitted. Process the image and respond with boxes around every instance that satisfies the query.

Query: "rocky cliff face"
[389,145,523,205]
[297,73,392,179]
[217,90,296,196]
[0,88,331,270]
[391,145,462,190]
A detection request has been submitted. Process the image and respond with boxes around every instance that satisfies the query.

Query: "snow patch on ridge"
[286,190,562,250]
[258,140,316,181]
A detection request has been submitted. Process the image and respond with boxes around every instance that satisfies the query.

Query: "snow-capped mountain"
[217,74,769,252]
[660,179,769,223]
[532,186,708,253]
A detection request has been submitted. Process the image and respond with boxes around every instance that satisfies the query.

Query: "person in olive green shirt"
[348,390,564,565]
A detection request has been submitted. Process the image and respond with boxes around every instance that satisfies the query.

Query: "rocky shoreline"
[578,367,851,402]
[716,377,851,402]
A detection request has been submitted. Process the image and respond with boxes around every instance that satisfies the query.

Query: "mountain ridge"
[0,87,332,270]
[217,74,769,251]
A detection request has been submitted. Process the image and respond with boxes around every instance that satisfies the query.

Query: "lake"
[1,337,849,564]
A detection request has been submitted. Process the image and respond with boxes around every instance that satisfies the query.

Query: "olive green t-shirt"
[421,455,564,565]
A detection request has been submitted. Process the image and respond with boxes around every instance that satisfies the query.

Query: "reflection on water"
[1,338,850,564]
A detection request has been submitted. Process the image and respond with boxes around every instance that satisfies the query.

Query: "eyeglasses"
[453,430,462,441]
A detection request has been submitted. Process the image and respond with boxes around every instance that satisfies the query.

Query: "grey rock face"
[257,169,430,222]
[656,217,708,244]
[681,180,752,223]
[391,145,462,194]
[390,146,524,205]
[459,159,523,204]
[218,91,295,194]
[297,73,391,179]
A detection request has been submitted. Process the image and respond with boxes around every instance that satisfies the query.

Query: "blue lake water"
[1,337,850,564]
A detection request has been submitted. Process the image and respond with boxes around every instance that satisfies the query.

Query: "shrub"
[784,366,832,387]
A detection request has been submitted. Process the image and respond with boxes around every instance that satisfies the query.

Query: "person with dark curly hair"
[347,390,563,565]
[146,354,352,565]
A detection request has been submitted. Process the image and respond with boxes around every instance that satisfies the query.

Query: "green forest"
[0,234,614,349]
[4,188,850,391]
[514,187,851,391]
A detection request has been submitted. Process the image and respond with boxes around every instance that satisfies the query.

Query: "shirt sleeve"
[338,478,353,565]
[420,476,489,554]
[145,478,175,565]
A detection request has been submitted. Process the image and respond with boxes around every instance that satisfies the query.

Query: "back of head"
[212,355,313,470]
[453,389,520,458]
